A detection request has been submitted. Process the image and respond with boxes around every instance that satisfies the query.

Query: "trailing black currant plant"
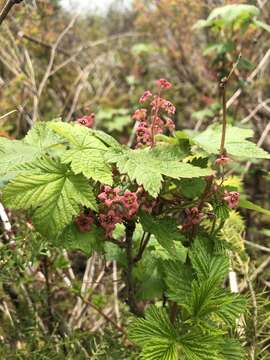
[0,4,270,359]
[0,73,270,359]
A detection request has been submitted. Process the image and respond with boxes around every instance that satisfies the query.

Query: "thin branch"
[243,106,270,176]
[240,256,270,292]
[226,49,270,110]
[0,0,23,27]
[134,233,151,263]
[241,99,270,124]
[34,15,77,121]
[125,221,141,316]
[0,109,17,121]
[112,261,121,326]
[18,31,70,56]
[79,295,126,334]
[219,54,241,155]
[244,240,270,254]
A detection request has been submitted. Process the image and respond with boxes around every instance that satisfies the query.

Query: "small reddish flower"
[185,207,204,226]
[136,122,152,146]
[98,186,120,207]
[162,100,176,114]
[152,116,164,134]
[99,210,120,237]
[75,213,94,232]
[132,109,147,122]
[77,113,95,128]
[121,190,139,218]
[99,210,119,227]
[139,191,157,214]
[156,78,172,89]
[139,90,152,104]
[215,155,230,166]
[122,190,138,207]
[150,95,163,110]
[224,191,240,209]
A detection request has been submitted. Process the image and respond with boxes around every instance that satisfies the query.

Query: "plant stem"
[134,232,151,263]
[219,54,241,155]
[42,255,54,334]
[125,221,142,316]
[220,78,227,155]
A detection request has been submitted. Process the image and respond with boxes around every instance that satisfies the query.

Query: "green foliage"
[194,4,260,29]
[0,123,61,179]
[96,108,132,132]
[239,198,270,217]
[140,212,187,262]
[194,124,270,159]
[49,122,115,184]
[55,224,104,255]
[219,211,245,256]
[3,157,97,237]
[129,306,179,360]
[106,144,212,197]
[130,240,246,360]
[176,178,206,199]
[253,19,270,33]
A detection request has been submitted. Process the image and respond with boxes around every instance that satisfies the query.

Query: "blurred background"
[0,0,270,358]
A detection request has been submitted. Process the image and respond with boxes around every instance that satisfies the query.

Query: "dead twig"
[240,256,270,292]
[0,0,23,27]
[226,49,270,111]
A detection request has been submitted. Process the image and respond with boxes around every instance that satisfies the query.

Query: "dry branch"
[0,0,23,26]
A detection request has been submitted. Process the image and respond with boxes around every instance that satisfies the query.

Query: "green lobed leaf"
[194,124,270,159]
[177,178,206,199]
[220,339,245,360]
[49,122,115,184]
[24,122,62,151]
[189,238,229,284]
[194,4,259,29]
[106,145,212,197]
[165,261,193,305]
[165,239,245,324]
[140,212,187,262]
[180,333,221,360]
[129,306,229,360]
[0,122,61,178]
[129,305,177,348]
[208,4,259,23]
[0,138,38,176]
[56,224,104,255]
[3,157,97,237]
[141,340,177,360]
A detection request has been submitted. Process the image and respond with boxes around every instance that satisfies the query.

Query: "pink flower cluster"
[98,186,139,237]
[77,113,95,128]
[223,191,240,209]
[133,78,176,147]
[75,212,94,232]
[156,78,172,89]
